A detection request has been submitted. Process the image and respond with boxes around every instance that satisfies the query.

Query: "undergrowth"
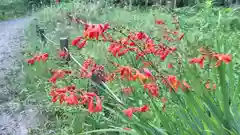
[23,1,240,135]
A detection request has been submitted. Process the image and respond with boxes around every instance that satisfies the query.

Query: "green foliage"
[0,0,28,20]
[23,1,240,135]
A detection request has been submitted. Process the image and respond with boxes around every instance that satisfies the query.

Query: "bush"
[23,1,240,134]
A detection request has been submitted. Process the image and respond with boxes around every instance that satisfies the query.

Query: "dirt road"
[0,18,44,135]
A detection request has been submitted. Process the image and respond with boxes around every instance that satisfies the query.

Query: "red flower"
[80,58,104,79]
[154,46,176,61]
[132,70,149,83]
[142,68,153,78]
[122,87,134,95]
[189,56,205,68]
[123,128,131,130]
[27,58,35,65]
[77,39,87,49]
[143,83,159,97]
[72,37,82,46]
[205,81,217,90]
[136,105,149,112]
[115,66,133,80]
[50,87,103,113]
[163,75,181,92]
[83,92,103,113]
[133,31,148,40]
[108,42,130,57]
[49,85,76,104]
[167,63,173,68]
[123,108,134,119]
[27,53,49,65]
[65,92,79,105]
[59,50,68,58]
[48,69,72,83]
[83,23,110,40]
[181,81,191,92]
[155,19,165,25]
[213,53,231,67]
[123,105,150,119]
[105,73,116,82]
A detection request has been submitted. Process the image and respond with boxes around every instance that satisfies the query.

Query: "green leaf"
[77,128,138,135]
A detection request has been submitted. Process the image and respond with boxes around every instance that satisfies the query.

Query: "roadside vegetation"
[20,0,240,134]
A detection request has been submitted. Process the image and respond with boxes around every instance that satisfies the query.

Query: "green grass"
[0,0,28,20]
[23,1,240,135]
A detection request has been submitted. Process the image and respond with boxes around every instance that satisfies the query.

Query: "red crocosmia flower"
[123,108,134,119]
[160,50,170,61]
[82,92,103,113]
[51,87,103,113]
[181,81,191,92]
[49,90,58,103]
[161,97,167,103]
[72,37,82,46]
[154,46,174,61]
[142,61,153,67]
[123,105,150,119]
[120,38,129,45]
[205,81,217,90]
[170,47,177,52]
[189,56,205,68]
[27,58,35,65]
[123,128,131,130]
[122,87,134,95]
[117,48,129,57]
[178,33,184,40]
[143,83,159,97]
[59,50,68,58]
[144,43,155,52]
[116,66,133,80]
[155,19,165,25]
[136,105,149,112]
[49,85,76,104]
[134,31,148,40]
[205,81,210,89]
[48,69,72,84]
[172,31,178,35]
[168,63,173,68]
[83,23,110,40]
[213,84,217,90]
[142,68,153,78]
[65,92,78,105]
[108,42,128,57]
[133,70,148,83]
[27,53,49,65]
[41,53,49,62]
[80,58,104,79]
[105,73,115,82]
[166,75,181,92]
[77,39,87,49]
[213,53,231,67]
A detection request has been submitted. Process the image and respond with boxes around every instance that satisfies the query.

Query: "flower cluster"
[27,53,49,65]
[26,14,234,121]
[50,85,102,113]
[123,105,149,119]
[48,69,72,84]
[189,47,232,68]
[80,58,105,79]
[72,23,110,49]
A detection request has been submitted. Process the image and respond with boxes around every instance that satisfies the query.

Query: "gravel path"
[0,18,44,135]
